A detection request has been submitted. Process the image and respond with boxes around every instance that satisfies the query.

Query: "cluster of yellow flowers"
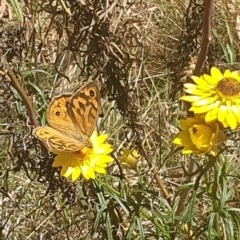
[44,67,240,181]
[173,67,240,156]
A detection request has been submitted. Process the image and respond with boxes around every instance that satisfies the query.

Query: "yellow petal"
[182,148,193,154]
[221,119,228,128]
[87,168,96,179]
[190,103,215,113]
[211,67,223,81]
[173,137,182,145]
[81,165,95,180]
[223,69,233,78]
[182,145,201,155]
[102,146,113,154]
[225,107,238,129]
[231,70,240,75]
[91,130,98,139]
[95,134,108,144]
[95,162,107,168]
[177,131,193,146]
[79,165,89,180]
[205,110,218,123]
[184,89,213,97]
[62,166,73,177]
[202,74,218,85]
[94,167,106,174]
[218,105,227,122]
[192,76,209,87]
[180,95,203,102]
[93,145,113,154]
[71,167,81,181]
[184,82,213,92]
[191,96,218,107]
[231,105,240,122]
[209,146,218,156]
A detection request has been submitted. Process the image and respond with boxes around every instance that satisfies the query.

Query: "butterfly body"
[33,82,100,152]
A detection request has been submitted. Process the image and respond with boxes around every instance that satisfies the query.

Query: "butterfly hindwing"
[33,126,86,152]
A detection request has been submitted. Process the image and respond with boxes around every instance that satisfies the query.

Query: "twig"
[2,57,49,150]
[193,0,213,76]
[2,57,39,128]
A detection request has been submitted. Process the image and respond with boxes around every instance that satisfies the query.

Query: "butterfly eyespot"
[89,89,95,97]
[55,111,61,116]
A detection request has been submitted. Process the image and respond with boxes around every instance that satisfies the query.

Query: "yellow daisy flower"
[181,67,240,129]
[52,131,114,181]
[118,148,141,168]
[173,115,226,156]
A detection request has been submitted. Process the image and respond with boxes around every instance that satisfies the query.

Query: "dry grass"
[1,0,240,239]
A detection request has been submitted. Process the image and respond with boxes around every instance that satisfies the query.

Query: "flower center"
[73,147,92,159]
[216,77,240,98]
[189,124,212,149]
[73,150,86,159]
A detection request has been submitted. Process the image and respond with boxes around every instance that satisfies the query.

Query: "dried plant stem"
[2,58,47,151]
[2,57,39,128]
[194,0,213,76]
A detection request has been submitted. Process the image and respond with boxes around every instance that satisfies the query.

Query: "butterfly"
[33,82,101,152]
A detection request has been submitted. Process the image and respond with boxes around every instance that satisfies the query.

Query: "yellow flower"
[119,148,141,168]
[173,115,226,156]
[52,131,114,181]
[181,67,240,129]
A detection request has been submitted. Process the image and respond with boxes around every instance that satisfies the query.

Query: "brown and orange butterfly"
[33,82,101,152]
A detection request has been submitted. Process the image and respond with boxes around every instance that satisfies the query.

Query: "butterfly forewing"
[68,82,101,137]
[46,94,76,133]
